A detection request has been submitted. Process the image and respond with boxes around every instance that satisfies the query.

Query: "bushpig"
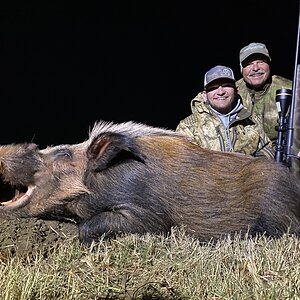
[0,120,300,244]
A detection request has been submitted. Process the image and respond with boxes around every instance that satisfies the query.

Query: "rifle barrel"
[286,0,300,166]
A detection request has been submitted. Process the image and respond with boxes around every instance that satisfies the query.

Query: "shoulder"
[176,113,200,136]
[272,75,293,87]
[178,113,199,127]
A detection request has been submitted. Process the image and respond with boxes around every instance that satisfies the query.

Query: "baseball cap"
[239,42,271,65]
[204,65,235,88]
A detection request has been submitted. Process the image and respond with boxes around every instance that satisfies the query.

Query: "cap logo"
[221,68,232,76]
[246,44,264,51]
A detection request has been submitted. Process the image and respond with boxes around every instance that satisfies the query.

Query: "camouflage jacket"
[236,75,292,144]
[176,96,274,159]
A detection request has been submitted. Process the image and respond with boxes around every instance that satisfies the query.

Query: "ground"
[0,217,78,258]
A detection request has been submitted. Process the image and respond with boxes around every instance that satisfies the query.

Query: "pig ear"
[87,132,146,171]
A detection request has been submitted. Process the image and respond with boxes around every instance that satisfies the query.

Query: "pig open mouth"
[0,177,36,209]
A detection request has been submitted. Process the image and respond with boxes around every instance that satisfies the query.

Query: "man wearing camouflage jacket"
[176,65,274,159]
[236,42,292,147]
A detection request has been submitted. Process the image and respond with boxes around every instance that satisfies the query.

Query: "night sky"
[1,1,299,148]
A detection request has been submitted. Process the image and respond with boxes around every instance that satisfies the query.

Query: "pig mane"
[88,120,184,140]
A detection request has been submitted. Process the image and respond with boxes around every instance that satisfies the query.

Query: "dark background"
[1,1,299,147]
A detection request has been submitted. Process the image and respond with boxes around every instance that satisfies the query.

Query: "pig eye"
[54,149,72,159]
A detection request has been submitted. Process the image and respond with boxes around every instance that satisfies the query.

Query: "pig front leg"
[77,206,173,244]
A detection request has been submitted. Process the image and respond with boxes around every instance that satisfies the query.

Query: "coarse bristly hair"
[88,120,184,141]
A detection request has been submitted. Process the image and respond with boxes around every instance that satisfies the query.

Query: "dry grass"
[0,229,300,300]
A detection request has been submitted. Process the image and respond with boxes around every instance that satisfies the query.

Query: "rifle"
[275,2,300,168]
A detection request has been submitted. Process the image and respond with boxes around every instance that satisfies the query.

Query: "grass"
[0,228,300,299]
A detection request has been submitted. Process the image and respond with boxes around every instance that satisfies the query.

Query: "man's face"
[241,54,271,89]
[205,79,237,114]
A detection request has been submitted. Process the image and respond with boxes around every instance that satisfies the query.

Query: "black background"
[1,1,299,147]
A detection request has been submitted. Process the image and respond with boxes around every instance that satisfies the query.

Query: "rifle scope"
[275,88,292,163]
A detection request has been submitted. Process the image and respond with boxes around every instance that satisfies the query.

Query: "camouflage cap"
[204,65,235,87]
[239,42,271,65]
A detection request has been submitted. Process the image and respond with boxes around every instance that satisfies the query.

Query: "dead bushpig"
[0,120,300,244]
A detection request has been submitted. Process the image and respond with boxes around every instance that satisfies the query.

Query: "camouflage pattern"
[176,96,274,159]
[236,75,292,144]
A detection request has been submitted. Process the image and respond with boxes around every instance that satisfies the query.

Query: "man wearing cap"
[236,42,292,147]
[176,65,274,159]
